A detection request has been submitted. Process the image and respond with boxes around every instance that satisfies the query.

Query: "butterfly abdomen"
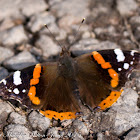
[58,54,77,79]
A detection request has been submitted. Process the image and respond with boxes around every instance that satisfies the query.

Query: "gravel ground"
[0,0,140,139]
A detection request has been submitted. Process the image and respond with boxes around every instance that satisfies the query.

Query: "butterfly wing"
[0,66,35,107]
[75,49,140,110]
[0,62,80,120]
[96,49,140,87]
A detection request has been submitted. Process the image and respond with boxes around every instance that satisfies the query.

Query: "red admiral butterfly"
[0,48,139,120]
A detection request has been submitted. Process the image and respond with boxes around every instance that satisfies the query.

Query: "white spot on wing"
[118,68,122,71]
[114,49,125,62]
[22,89,26,93]
[13,88,20,94]
[8,89,12,92]
[113,73,117,76]
[13,71,22,86]
[123,63,129,70]
[130,50,137,56]
[0,79,7,85]
[130,61,133,65]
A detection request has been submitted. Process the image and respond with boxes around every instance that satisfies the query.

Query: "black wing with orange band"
[75,49,140,110]
[0,62,81,120]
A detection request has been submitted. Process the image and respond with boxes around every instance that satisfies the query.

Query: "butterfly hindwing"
[76,53,113,109]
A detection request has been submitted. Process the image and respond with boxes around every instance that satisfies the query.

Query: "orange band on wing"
[108,68,119,87]
[28,64,42,105]
[30,79,39,85]
[92,51,119,88]
[92,51,105,64]
[98,90,122,110]
[108,69,118,81]
[28,86,36,101]
[28,86,40,105]
[111,79,118,88]
[32,96,40,105]
[33,64,41,79]
[101,62,112,69]
[40,110,76,120]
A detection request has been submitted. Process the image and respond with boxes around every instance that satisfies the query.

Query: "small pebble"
[4,124,32,140]
[0,25,28,46]
[35,35,60,58]
[28,111,50,132]
[3,51,38,70]
[0,47,14,64]
[8,112,27,125]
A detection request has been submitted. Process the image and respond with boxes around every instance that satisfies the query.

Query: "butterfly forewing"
[96,49,140,87]
[0,66,35,107]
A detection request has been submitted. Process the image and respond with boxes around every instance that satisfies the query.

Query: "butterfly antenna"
[67,18,85,50]
[44,24,63,49]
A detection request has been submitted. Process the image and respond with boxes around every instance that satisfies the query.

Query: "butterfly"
[0,47,139,120]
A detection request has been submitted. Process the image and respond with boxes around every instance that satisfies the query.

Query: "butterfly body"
[0,49,139,120]
[58,50,77,79]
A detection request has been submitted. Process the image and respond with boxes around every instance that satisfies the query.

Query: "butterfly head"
[58,46,76,78]
[60,46,71,56]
